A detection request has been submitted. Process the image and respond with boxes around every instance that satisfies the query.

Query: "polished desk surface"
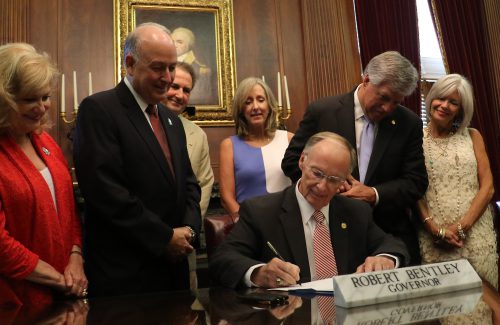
[2,281,499,324]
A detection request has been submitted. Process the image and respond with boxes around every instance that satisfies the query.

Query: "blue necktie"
[359,116,374,183]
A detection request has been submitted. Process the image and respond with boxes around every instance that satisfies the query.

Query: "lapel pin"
[391,120,396,125]
[42,147,50,156]
[168,118,173,125]
[341,222,347,229]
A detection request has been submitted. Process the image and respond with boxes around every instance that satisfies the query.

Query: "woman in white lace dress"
[417,74,498,289]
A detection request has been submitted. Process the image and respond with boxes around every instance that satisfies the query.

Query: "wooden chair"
[204,213,239,258]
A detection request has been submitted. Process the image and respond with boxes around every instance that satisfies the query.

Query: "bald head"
[298,132,355,210]
[123,22,177,105]
[123,22,173,68]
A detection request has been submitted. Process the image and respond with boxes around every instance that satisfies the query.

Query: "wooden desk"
[2,281,498,324]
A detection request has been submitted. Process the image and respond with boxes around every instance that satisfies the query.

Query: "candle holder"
[60,71,91,124]
[279,105,291,120]
[274,72,291,129]
[60,109,78,124]
[276,105,292,129]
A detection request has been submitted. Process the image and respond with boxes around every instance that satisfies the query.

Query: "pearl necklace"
[424,127,462,226]
[426,127,454,157]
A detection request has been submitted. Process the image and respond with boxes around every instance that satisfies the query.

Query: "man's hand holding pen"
[250,258,301,288]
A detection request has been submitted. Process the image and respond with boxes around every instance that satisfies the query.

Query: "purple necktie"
[359,116,374,183]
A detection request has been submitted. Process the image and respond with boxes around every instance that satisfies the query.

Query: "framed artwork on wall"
[114,0,236,125]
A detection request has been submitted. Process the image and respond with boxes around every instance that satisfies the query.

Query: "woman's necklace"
[425,125,454,157]
[424,127,462,225]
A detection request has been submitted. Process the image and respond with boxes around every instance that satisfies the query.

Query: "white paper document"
[268,278,334,296]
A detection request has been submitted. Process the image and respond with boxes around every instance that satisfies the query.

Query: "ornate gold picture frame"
[114,0,236,125]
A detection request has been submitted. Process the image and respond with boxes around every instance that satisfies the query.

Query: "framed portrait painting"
[114,0,236,125]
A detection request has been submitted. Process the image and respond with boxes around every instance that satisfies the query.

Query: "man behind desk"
[210,132,409,288]
[282,51,428,265]
[74,22,201,297]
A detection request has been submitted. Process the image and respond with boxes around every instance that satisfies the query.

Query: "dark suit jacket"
[281,90,428,264]
[73,80,201,297]
[209,187,410,288]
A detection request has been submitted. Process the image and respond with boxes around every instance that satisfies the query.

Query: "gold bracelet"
[440,228,446,240]
[70,250,84,263]
[423,217,433,224]
[435,228,445,240]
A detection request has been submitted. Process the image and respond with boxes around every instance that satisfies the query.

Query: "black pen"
[266,241,301,285]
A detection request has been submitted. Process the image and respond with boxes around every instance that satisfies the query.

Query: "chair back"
[204,213,239,258]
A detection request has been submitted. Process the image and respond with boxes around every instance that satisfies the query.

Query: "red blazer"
[0,132,82,308]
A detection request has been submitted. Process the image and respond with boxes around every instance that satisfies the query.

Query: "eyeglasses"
[306,165,346,186]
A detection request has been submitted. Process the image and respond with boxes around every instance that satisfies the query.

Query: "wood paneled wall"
[301,0,362,100]
[1,0,361,182]
[484,0,500,128]
[0,0,28,43]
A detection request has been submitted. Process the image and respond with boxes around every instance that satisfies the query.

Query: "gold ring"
[82,288,88,297]
[276,277,282,285]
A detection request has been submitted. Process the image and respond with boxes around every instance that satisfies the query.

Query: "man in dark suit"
[210,132,409,289]
[73,22,201,297]
[282,51,427,265]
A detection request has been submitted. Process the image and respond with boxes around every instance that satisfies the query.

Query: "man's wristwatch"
[186,226,196,243]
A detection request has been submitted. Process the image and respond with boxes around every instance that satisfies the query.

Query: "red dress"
[0,132,82,308]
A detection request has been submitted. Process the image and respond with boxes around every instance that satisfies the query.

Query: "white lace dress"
[419,127,498,289]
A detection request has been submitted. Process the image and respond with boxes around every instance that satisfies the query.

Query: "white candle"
[61,74,65,113]
[261,75,265,83]
[277,72,282,107]
[88,72,93,95]
[73,71,78,109]
[284,75,291,109]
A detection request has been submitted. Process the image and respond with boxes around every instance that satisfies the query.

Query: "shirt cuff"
[372,187,380,206]
[377,253,400,268]
[244,263,266,287]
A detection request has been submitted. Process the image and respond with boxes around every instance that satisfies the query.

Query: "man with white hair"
[211,132,409,289]
[282,51,428,266]
[74,22,201,297]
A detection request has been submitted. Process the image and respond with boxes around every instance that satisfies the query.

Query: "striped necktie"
[312,210,338,279]
[316,296,336,325]
[313,210,337,324]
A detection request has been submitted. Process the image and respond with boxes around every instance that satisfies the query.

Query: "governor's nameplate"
[335,286,482,324]
[333,259,482,308]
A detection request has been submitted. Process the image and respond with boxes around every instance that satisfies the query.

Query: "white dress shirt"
[243,181,398,287]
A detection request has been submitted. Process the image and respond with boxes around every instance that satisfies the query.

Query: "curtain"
[430,0,500,201]
[354,0,421,115]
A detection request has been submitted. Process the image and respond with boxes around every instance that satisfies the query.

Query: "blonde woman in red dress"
[0,43,87,309]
